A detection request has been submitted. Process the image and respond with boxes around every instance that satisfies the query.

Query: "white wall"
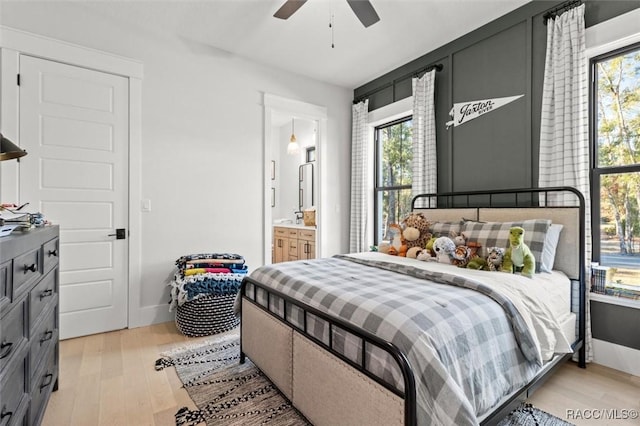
[0,2,351,326]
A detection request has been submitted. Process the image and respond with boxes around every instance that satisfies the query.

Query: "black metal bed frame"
[240,187,586,426]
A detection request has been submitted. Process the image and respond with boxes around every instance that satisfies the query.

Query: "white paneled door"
[19,55,129,339]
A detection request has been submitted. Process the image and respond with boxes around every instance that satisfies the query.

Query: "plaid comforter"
[248,253,547,426]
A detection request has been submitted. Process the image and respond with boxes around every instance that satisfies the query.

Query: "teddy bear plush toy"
[501,226,535,278]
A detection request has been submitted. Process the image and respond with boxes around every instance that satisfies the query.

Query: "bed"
[239,187,586,425]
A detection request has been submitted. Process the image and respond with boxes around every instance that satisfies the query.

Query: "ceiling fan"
[274,0,380,28]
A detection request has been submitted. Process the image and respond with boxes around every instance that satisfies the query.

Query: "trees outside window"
[592,42,640,299]
[374,117,412,244]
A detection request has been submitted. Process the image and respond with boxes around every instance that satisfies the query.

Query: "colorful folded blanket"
[185,262,247,270]
[169,253,248,310]
[175,253,244,270]
[169,272,245,310]
[184,267,232,276]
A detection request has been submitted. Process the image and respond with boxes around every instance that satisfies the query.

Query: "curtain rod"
[543,0,582,24]
[353,63,443,105]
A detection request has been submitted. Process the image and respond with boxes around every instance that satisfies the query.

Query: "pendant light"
[287,118,300,155]
[0,133,27,161]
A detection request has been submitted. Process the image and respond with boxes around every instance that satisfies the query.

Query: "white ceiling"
[75,0,531,89]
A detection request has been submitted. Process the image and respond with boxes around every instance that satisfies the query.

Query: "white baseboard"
[592,339,640,377]
[130,304,174,328]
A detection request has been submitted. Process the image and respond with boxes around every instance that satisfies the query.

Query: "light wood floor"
[43,322,640,426]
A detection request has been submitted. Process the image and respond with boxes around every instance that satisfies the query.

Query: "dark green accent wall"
[354,1,640,352]
[354,1,640,193]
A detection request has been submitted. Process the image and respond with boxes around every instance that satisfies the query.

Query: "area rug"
[155,333,309,425]
[156,334,574,426]
[497,403,575,426]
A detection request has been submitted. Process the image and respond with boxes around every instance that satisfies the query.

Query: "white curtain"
[349,100,369,253]
[411,70,437,207]
[539,4,593,362]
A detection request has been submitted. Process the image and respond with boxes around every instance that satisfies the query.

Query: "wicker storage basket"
[175,293,240,337]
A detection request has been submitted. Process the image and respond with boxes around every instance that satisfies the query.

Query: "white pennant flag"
[446,94,524,128]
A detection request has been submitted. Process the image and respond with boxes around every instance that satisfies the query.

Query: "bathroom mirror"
[299,163,314,211]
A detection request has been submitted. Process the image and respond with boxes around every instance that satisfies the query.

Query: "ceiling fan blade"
[274,0,308,20]
[346,0,380,27]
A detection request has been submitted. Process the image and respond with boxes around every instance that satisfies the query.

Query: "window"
[374,116,412,244]
[591,42,640,299]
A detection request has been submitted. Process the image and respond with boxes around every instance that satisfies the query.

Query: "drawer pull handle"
[0,408,12,423]
[40,373,53,391]
[23,263,37,273]
[40,288,53,300]
[48,249,58,257]
[40,330,53,345]
[0,341,12,359]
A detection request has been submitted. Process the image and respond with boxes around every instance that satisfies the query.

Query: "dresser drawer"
[12,248,41,299]
[287,229,298,238]
[0,299,27,375]
[0,260,11,313]
[0,353,28,426]
[30,303,58,381]
[42,238,60,275]
[29,268,58,332]
[30,344,58,426]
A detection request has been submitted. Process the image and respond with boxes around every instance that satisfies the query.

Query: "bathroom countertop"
[273,223,316,230]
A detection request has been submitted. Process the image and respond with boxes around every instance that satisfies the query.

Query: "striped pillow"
[461,219,552,273]
[428,221,464,238]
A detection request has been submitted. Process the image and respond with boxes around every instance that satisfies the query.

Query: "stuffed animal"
[401,213,431,250]
[467,247,504,271]
[417,250,432,261]
[406,246,422,259]
[451,245,472,267]
[378,242,391,254]
[403,227,421,246]
[450,231,467,247]
[485,247,505,271]
[502,226,535,278]
[385,224,407,256]
[425,235,438,257]
[433,236,456,264]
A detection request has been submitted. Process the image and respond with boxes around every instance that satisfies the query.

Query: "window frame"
[373,115,413,245]
[590,41,640,268]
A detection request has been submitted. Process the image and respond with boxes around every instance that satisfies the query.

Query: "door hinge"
[17,74,20,86]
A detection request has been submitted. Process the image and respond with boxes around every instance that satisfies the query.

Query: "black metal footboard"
[239,276,418,426]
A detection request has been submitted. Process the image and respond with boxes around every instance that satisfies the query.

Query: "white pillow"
[540,224,563,273]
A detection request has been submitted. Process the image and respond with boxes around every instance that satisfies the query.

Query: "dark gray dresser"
[0,225,59,425]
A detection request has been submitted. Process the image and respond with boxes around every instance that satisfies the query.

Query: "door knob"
[108,228,126,239]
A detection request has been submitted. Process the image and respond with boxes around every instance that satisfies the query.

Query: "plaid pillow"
[428,221,464,238]
[461,219,552,273]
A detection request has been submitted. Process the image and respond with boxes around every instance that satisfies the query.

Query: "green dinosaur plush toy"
[501,226,535,278]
